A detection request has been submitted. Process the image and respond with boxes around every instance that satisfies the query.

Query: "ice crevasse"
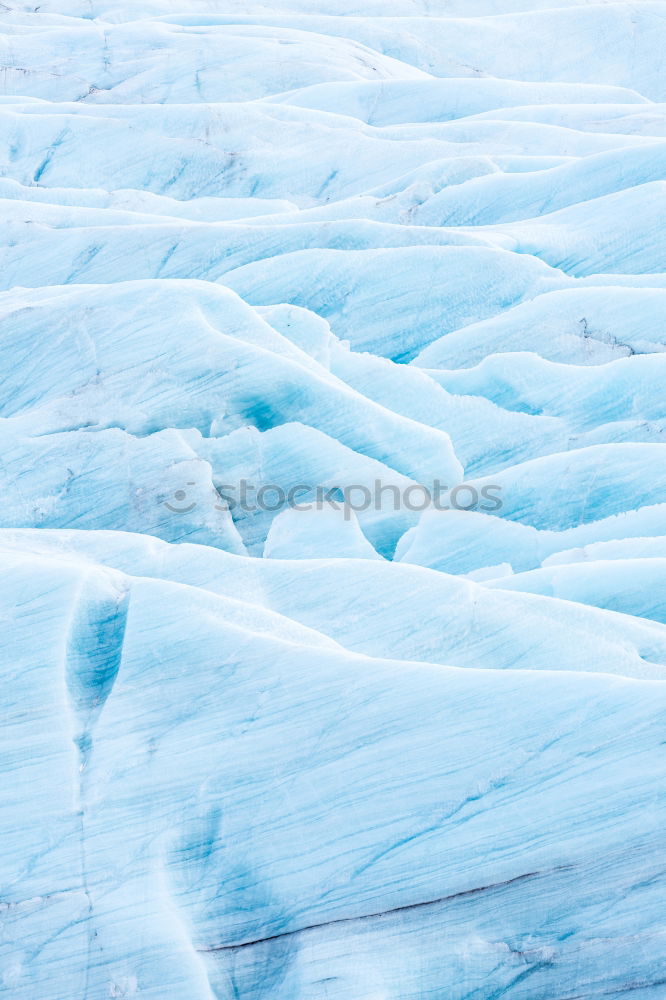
[1,2,666,999]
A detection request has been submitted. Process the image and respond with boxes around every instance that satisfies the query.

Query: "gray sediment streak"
[199,867,573,954]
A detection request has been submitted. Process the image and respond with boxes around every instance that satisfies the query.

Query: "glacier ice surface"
[1,2,666,999]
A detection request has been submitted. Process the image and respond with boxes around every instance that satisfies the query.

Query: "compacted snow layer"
[1,2,665,999]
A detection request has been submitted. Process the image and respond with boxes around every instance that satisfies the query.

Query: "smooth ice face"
[1,2,666,999]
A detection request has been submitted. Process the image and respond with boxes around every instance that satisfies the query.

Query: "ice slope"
[489,557,666,624]
[269,79,650,124]
[1,0,666,998]
[4,544,666,1000]
[415,285,666,366]
[6,528,666,678]
[396,505,666,576]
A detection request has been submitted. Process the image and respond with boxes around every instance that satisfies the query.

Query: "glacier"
[1,2,666,999]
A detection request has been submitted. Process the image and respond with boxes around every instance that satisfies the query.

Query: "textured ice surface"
[1,2,666,999]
